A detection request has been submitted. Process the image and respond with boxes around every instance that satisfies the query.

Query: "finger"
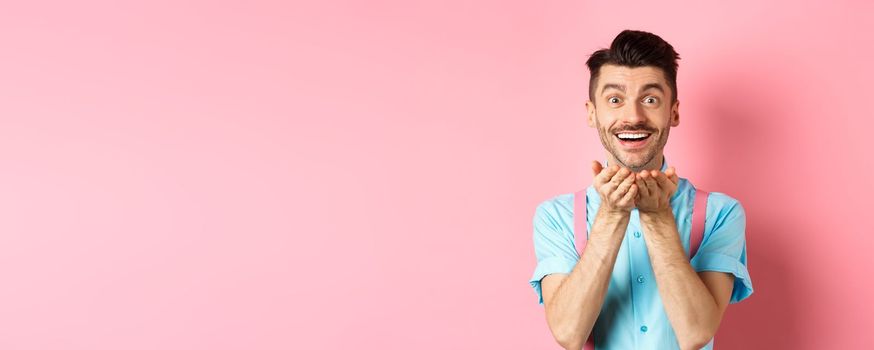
[653,171,674,192]
[597,164,620,185]
[643,172,659,195]
[664,166,675,178]
[665,167,679,185]
[618,183,638,207]
[609,167,632,188]
[592,161,604,179]
[612,171,636,201]
[635,172,650,198]
[605,168,631,201]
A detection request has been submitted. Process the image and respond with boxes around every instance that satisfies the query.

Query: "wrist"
[639,208,675,223]
[597,206,632,220]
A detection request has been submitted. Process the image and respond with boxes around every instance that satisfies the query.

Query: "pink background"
[1,1,872,349]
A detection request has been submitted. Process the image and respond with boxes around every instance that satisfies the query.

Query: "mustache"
[612,127,655,133]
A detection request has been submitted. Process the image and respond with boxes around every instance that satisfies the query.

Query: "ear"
[586,100,596,128]
[670,99,680,127]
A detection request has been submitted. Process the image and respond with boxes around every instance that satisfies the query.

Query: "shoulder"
[682,178,746,231]
[533,192,576,232]
[703,191,746,224]
[683,178,744,218]
[534,192,574,220]
[695,189,747,243]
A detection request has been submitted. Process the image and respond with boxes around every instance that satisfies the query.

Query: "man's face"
[585,64,680,171]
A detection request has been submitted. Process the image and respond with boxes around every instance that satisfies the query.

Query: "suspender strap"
[690,188,710,259]
[572,189,595,350]
[573,189,588,255]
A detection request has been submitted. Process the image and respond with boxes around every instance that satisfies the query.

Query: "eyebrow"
[600,83,666,95]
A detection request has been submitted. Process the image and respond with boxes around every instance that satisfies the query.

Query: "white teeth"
[617,133,650,140]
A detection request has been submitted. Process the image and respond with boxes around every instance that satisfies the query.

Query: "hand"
[591,161,638,214]
[634,166,679,214]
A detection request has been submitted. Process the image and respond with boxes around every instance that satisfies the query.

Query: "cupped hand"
[634,166,679,214]
[591,161,638,213]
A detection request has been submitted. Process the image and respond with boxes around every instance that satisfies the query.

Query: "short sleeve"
[528,199,579,305]
[690,193,754,304]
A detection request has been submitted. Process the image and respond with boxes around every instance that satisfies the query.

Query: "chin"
[617,153,653,169]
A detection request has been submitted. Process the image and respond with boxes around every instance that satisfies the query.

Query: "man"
[528,30,753,350]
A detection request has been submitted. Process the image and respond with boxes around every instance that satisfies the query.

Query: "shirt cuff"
[691,252,754,304]
[529,256,577,305]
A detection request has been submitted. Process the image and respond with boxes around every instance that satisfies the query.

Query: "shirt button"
[641,325,648,333]
[634,231,641,238]
[637,275,645,283]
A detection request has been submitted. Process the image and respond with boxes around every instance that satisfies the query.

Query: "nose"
[620,101,647,125]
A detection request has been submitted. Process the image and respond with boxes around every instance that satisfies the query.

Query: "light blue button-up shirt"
[529,158,753,349]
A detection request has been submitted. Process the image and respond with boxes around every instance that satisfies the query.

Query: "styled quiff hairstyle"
[586,29,681,104]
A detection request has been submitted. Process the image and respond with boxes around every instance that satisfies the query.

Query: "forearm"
[640,211,719,350]
[547,208,628,349]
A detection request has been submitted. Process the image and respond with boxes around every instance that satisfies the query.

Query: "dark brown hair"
[586,29,681,104]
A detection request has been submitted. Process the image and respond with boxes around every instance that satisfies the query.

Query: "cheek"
[595,113,619,129]
[643,113,670,129]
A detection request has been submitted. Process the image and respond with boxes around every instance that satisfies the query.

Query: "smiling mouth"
[614,132,652,149]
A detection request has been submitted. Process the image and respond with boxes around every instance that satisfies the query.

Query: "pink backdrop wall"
[1,1,872,349]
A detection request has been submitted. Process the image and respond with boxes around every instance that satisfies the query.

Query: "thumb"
[592,160,603,178]
[665,167,679,184]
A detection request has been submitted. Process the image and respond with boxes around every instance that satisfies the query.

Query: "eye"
[643,96,658,104]
[608,96,622,104]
